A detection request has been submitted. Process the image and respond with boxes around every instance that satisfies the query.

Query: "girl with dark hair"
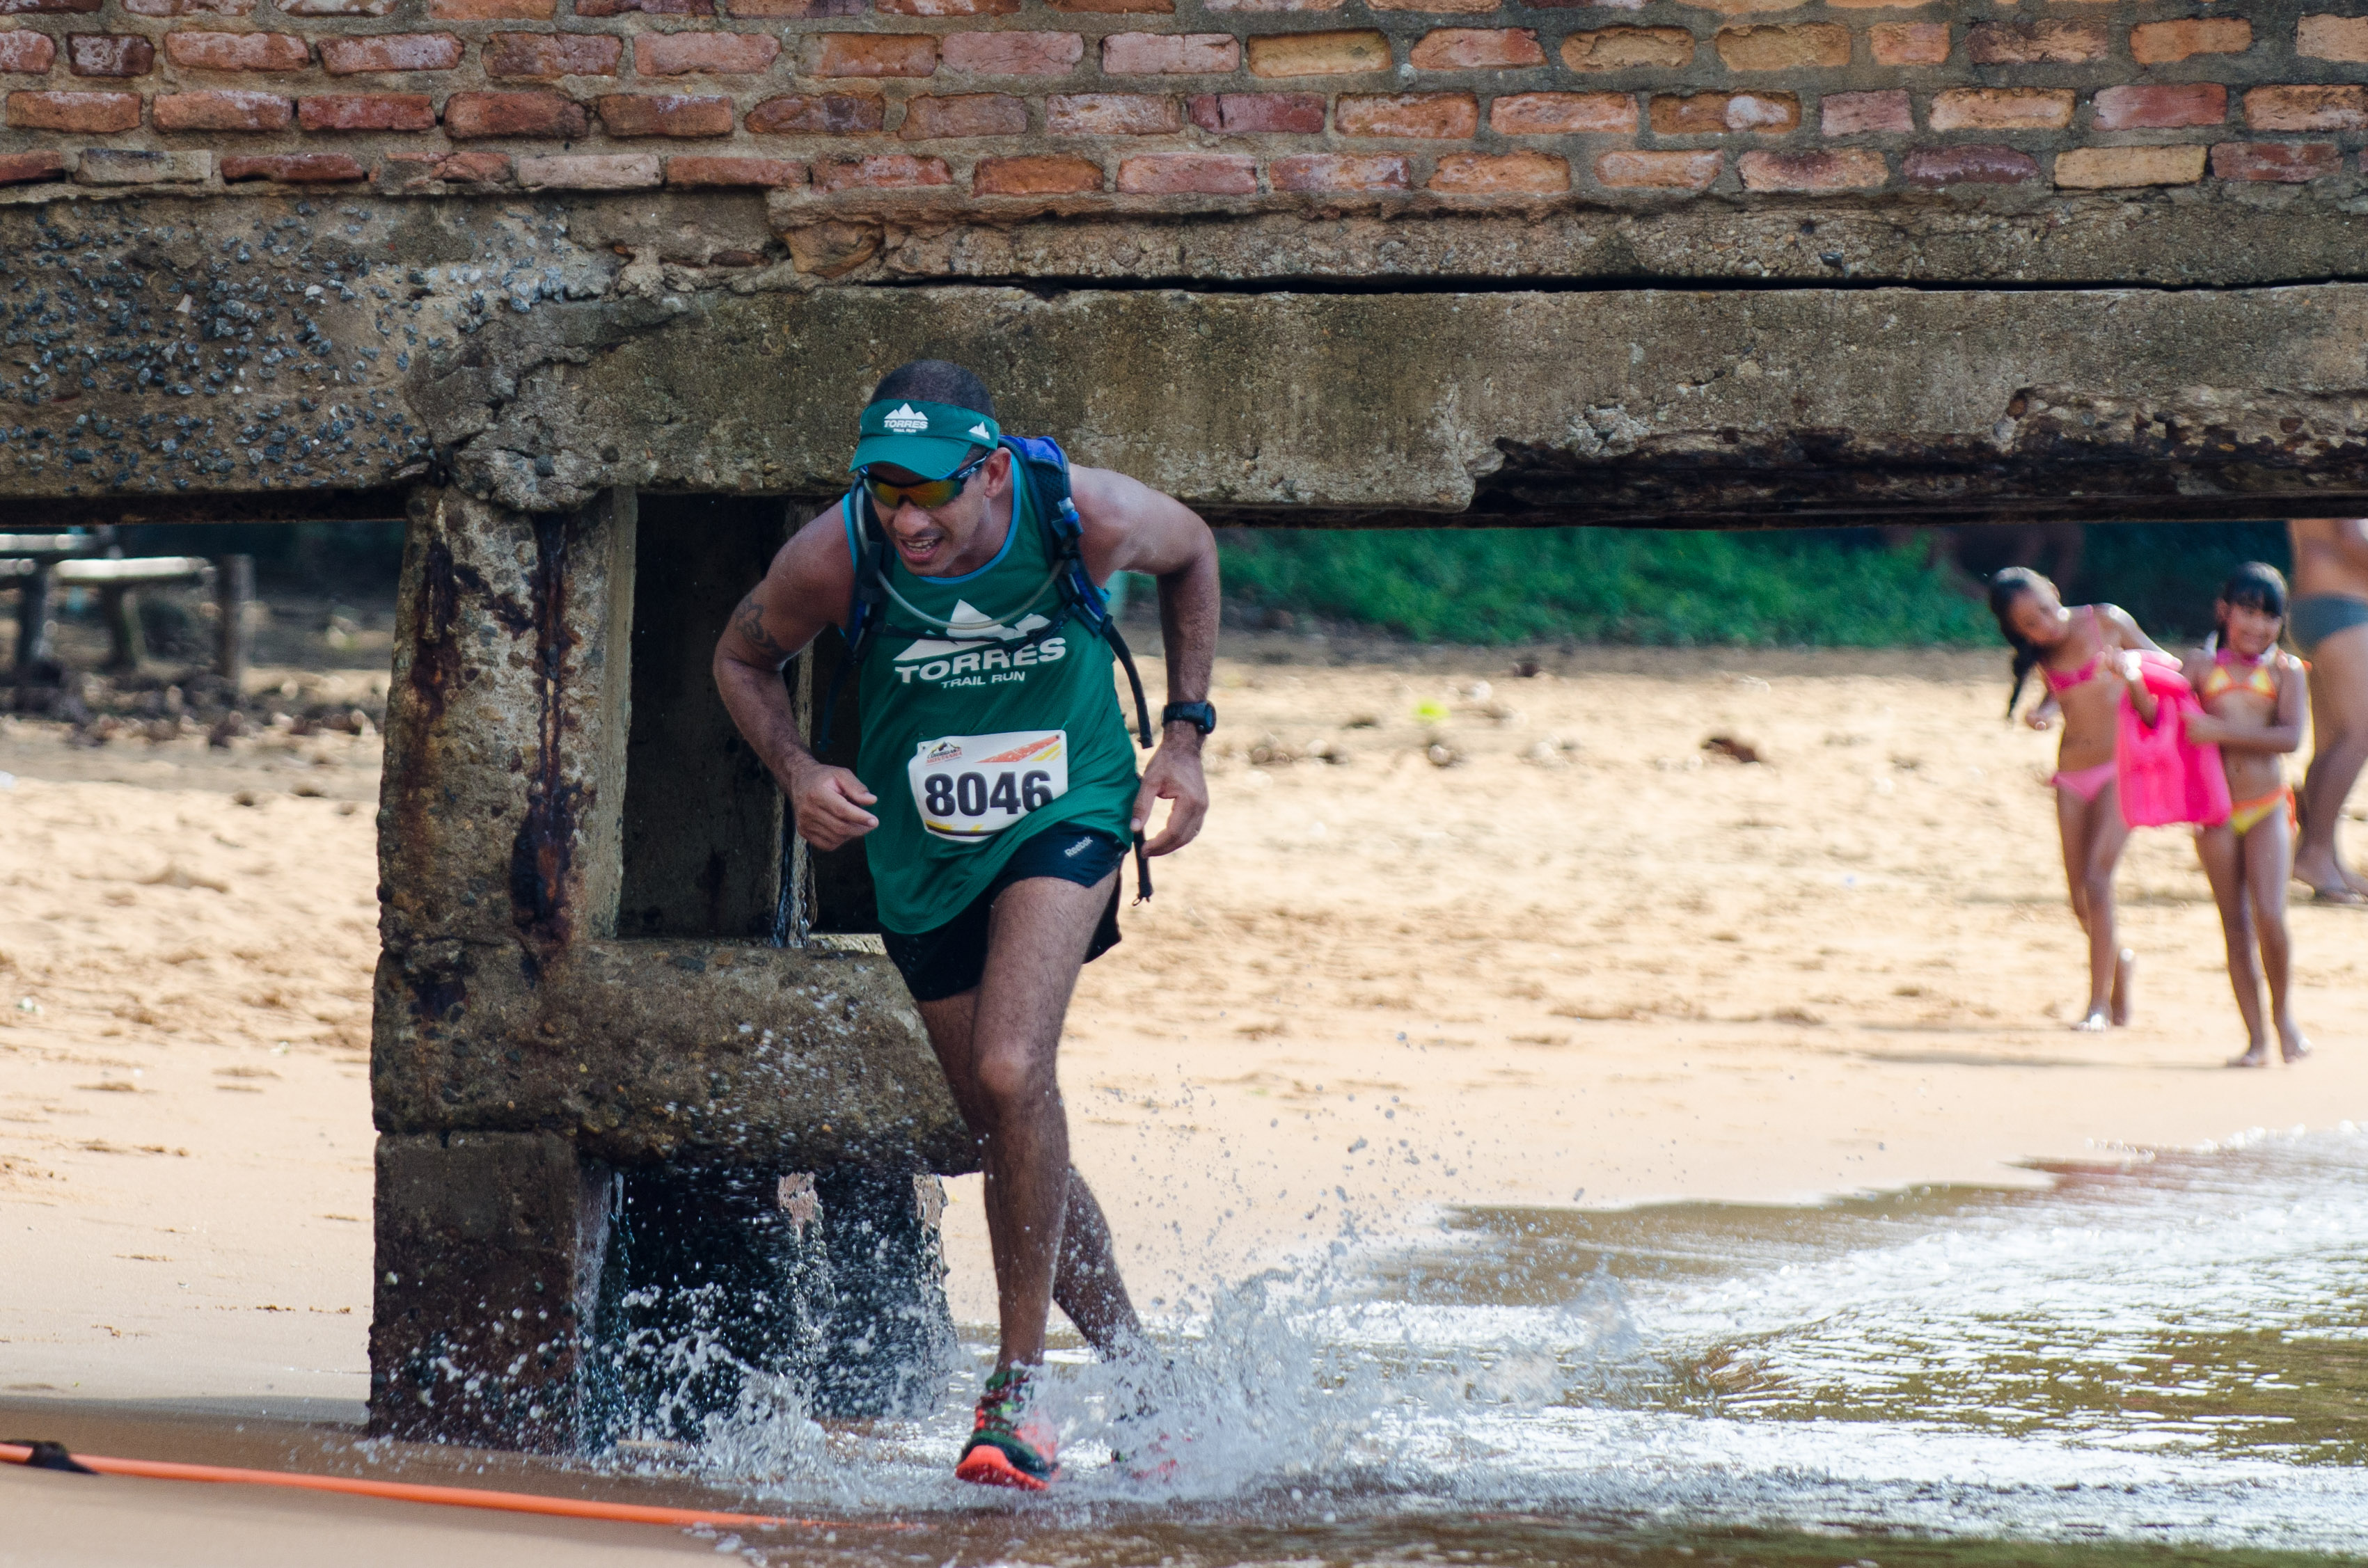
[2181,562,2312,1066]
[1988,568,2167,1031]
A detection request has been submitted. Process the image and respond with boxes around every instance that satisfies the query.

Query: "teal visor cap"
[851,398,1003,480]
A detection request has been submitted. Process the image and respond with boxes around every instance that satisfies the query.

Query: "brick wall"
[0,3,2359,207]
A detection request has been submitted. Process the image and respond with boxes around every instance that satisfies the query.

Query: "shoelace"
[973,1372,1032,1438]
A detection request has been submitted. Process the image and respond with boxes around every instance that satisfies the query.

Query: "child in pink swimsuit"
[1988,568,2170,1032]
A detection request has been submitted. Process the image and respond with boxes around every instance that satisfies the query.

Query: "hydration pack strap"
[1007,435,1153,750]
[819,443,1159,903]
[813,489,887,754]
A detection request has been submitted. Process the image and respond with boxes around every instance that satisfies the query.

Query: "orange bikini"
[2199,649,2279,705]
[2202,650,2293,836]
[2227,786,2296,837]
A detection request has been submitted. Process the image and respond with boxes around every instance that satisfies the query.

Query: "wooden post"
[215,553,252,692]
[102,585,143,672]
[13,563,54,680]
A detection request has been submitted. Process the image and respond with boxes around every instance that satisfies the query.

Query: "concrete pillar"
[13,562,54,682]
[371,484,639,1450]
[377,485,636,962]
[585,1164,958,1443]
[368,1132,612,1452]
[810,1166,959,1418]
[214,553,252,692]
[370,482,971,1454]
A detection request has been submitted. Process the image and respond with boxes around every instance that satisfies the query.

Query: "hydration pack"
[815,436,1158,904]
[814,435,1152,754]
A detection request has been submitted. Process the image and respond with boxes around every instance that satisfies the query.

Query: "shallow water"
[622,1126,2368,1567]
[33,1128,2339,1565]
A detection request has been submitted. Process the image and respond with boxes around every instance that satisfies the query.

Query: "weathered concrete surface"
[375,484,968,1171]
[842,198,2368,292]
[432,281,2368,525]
[368,479,966,1450]
[370,1131,611,1452]
[379,486,633,960]
[373,937,971,1172]
[5,195,2368,526]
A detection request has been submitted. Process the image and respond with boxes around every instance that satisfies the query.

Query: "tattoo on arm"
[732,592,791,663]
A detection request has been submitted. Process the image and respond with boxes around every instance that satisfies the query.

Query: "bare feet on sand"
[2074,952,2138,1032]
[2294,851,2368,905]
[2227,1022,2310,1068]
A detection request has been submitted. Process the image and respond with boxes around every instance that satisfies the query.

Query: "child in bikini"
[2181,563,2312,1068]
[1989,568,2169,1031]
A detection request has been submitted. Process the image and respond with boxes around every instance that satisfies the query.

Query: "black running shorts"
[882,825,1126,1004]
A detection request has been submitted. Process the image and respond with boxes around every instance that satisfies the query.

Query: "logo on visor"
[883,404,929,434]
[969,422,995,442]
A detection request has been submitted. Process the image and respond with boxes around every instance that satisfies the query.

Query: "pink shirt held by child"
[2116,651,2230,829]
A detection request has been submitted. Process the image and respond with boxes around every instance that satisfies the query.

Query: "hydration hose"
[1,1438,906,1533]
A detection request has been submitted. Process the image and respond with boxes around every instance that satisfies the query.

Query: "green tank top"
[842,470,1138,934]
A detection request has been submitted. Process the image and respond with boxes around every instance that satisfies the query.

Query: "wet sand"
[6,643,2368,1556]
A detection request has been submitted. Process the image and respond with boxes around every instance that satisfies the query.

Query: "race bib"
[909,729,1068,842]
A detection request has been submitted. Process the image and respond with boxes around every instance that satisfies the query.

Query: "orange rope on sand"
[0,1439,892,1533]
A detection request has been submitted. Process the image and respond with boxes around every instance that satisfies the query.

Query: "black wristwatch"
[1162,701,1217,735]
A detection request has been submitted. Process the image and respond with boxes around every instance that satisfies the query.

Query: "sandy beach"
[7,640,2368,1409]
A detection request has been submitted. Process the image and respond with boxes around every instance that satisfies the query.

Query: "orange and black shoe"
[954,1367,1061,1491]
[1110,1420,1180,1485]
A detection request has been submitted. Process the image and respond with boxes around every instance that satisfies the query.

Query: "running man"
[713,361,1219,1489]
[2287,518,2368,903]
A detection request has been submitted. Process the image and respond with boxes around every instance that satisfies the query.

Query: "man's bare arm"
[2333,519,2368,571]
[712,507,881,850]
[1071,464,1220,855]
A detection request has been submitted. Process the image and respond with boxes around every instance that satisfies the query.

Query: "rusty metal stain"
[510,510,587,960]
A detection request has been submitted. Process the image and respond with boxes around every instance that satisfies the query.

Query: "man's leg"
[913,871,1127,1370]
[910,981,1147,1356]
[2298,618,2368,896]
[1050,1173,1144,1356]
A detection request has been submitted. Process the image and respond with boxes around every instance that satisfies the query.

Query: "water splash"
[592,1129,2368,1562]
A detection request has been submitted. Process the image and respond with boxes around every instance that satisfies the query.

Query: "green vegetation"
[1219,521,2298,647]
[110,514,2289,651]
[2080,520,2291,641]
[1219,526,1996,647]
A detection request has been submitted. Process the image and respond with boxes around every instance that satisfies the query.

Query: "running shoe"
[954,1367,1061,1490]
[1108,1418,1180,1484]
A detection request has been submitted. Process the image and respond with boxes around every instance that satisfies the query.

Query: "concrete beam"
[436,283,2368,523]
[372,937,972,1173]
[1,197,2365,526]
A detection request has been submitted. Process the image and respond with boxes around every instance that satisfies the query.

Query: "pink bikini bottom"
[2051,759,2117,802]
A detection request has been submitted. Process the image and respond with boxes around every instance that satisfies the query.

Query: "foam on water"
[624,1127,2368,1562]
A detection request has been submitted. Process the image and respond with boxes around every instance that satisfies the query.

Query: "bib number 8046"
[924,770,1057,818]
[909,729,1069,842]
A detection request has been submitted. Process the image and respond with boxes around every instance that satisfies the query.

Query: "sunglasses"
[860,452,990,513]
